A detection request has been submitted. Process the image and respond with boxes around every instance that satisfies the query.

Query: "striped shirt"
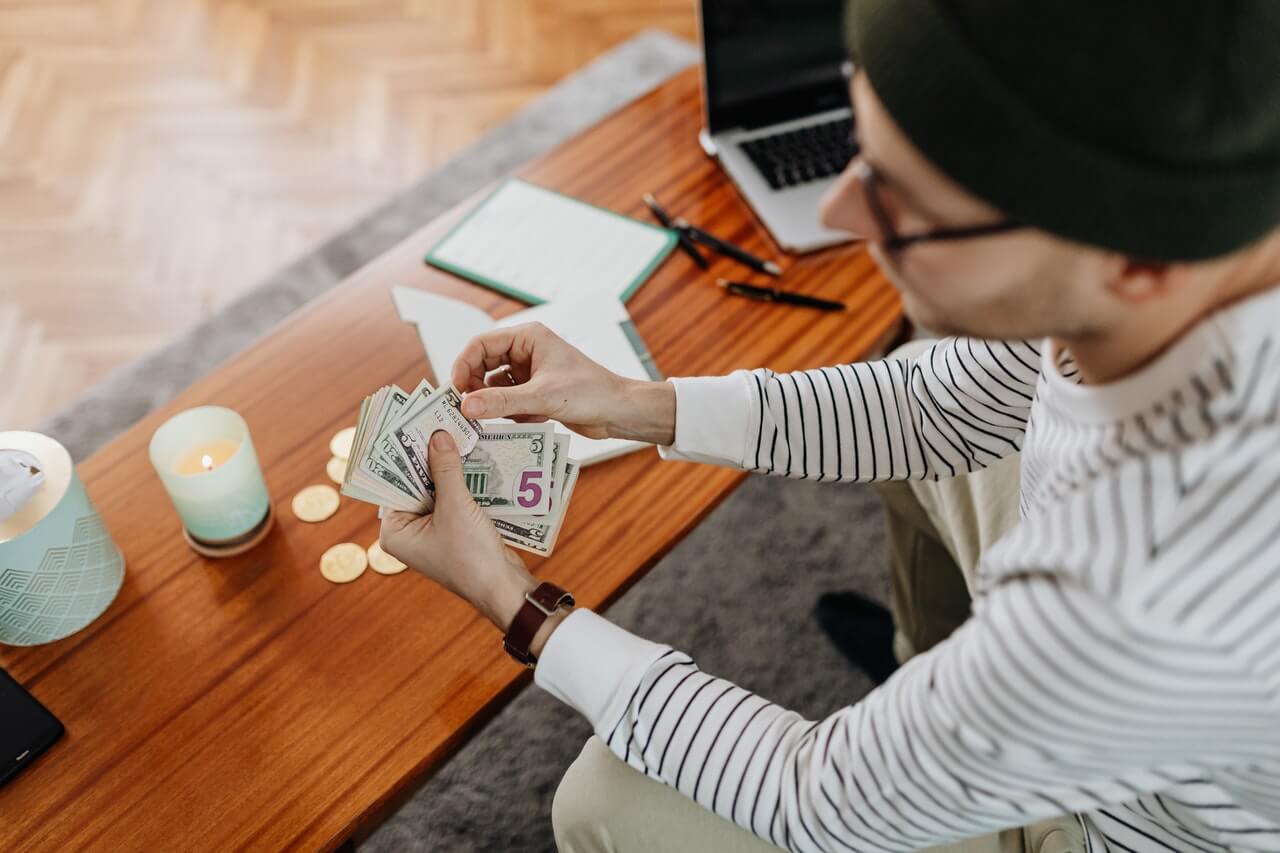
[535,284,1280,852]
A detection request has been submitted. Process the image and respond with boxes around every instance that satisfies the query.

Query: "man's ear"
[1104,258,1177,304]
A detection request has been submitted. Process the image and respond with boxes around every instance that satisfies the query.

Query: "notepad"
[425,179,677,305]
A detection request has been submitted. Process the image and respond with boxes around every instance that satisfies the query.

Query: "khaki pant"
[552,342,1086,853]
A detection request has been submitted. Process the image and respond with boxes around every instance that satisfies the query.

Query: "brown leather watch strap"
[503,582,575,668]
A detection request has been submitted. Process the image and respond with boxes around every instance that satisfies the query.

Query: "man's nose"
[819,162,876,240]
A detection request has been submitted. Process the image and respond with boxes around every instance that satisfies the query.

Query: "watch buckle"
[525,590,559,617]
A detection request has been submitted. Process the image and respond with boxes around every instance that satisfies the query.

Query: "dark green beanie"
[844,0,1280,261]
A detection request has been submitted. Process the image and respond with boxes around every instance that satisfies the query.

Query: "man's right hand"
[450,323,676,446]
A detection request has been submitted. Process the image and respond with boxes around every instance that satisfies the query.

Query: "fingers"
[425,431,469,510]
[379,511,420,560]
[460,381,548,419]
[484,368,518,389]
[382,510,415,528]
[452,324,546,392]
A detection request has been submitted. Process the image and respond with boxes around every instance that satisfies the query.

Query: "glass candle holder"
[149,406,272,556]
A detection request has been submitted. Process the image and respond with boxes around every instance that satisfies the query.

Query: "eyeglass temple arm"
[884,220,1023,252]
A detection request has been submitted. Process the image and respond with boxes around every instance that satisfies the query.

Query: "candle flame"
[201,454,215,471]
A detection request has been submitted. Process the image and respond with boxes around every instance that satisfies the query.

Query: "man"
[380,1,1280,850]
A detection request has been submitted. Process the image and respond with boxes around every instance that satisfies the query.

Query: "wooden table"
[0,68,900,851]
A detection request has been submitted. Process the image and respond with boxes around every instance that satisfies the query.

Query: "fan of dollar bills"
[339,379,579,556]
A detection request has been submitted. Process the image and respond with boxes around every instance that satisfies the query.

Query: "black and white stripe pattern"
[594,295,1280,852]
[741,338,1038,483]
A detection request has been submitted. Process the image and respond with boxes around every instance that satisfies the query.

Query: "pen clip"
[718,279,773,302]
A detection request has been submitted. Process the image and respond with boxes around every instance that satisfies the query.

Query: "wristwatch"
[503,582,575,667]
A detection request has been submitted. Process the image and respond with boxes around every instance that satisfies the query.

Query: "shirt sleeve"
[659,337,1041,482]
[535,577,1270,852]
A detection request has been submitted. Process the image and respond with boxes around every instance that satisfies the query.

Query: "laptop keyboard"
[738,116,858,190]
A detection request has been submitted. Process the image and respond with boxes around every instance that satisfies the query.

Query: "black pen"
[643,194,709,268]
[717,278,845,312]
[676,219,782,277]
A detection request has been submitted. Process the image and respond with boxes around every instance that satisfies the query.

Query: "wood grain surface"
[0,0,701,429]
[0,68,900,852]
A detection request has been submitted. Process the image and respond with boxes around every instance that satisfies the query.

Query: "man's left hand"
[379,430,535,632]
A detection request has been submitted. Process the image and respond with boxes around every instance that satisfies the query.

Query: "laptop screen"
[701,0,848,134]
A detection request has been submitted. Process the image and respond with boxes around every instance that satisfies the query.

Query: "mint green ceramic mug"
[0,431,125,647]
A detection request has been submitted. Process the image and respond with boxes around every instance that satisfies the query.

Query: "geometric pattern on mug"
[0,512,124,646]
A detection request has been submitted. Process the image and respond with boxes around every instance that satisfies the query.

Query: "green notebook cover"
[423,178,677,305]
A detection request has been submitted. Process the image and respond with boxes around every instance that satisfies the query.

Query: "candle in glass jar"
[149,407,271,545]
[174,440,241,475]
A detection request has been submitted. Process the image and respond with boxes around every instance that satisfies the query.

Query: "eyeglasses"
[852,160,1024,254]
[839,61,1024,254]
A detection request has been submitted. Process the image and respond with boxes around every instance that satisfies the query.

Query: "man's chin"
[883,265,1005,339]
[901,304,1035,341]
[878,266,962,336]
[900,294,961,337]
[895,280,1053,341]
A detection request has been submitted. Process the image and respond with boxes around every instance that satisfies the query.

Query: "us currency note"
[464,424,554,515]
[493,460,579,556]
[342,390,422,511]
[492,433,568,545]
[343,393,378,493]
[378,438,430,505]
[362,455,423,507]
[339,380,579,549]
[383,378,437,437]
[343,391,405,501]
[342,478,420,513]
[359,388,421,503]
[375,380,435,498]
[392,384,483,495]
[363,385,424,501]
[367,382,433,501]
[546,433,569,505]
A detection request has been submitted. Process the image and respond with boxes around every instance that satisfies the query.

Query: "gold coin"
[325,455,348,485]
[367,541,407,575]
[329,427,356,461]
[292,484,340,523]
[320,542,368,584]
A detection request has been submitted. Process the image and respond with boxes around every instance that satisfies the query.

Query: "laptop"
[698,0,858,253]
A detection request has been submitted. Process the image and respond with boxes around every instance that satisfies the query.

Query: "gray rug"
[363,474,886,852]
[38,30,889,852]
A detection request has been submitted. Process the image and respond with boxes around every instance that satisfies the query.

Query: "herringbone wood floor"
[0,0,697,430]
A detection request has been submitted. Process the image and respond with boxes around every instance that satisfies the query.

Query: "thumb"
[426,431,469,509]
[462,382,547,419]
